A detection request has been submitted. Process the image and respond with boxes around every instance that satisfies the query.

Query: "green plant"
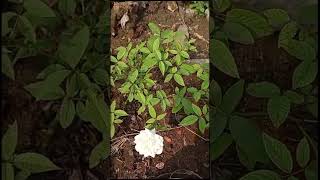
[156,90,171,111]
[110,101,128,138]
[2,0,111,169]
[189,1,208,16]
[2,121,61,180]
[211,0,318,179]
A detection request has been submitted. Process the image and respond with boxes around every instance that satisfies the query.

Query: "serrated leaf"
[263,133,293,173]
[226,9,273,38]
[240,170,281,180]
[1,51,15,80]
[89,140,109,168]
[24,0,56,17]
[230,116,268,164]
[222,22,254,44]
[210,133,233,160]
[192,104,202,116]
[1,121,17,160]
[13,153,61,173]
[174,74,185,86]
[2,163,14,180]
[58,25,89,68]
[296,137,310,168]
[58,0,76,16]
[211,39,239,78]
[267,95,290,128]
[305,160,318,180]
[247,81,280,98]
[148,22,160,35]
[148,105,156,118]
[179,115,198,126]
[220,80,244,114]
[292,60,317,89]
[59,98,75,128]
[263,9,290,28]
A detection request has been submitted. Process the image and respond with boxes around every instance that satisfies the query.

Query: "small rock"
[120,12,129,29]
[156,162,165,169]
[205,9,209,21]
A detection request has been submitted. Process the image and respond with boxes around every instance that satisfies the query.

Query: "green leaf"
[282,39,316,61]
[237,145,256,170]
[1,51,15,80]
[278,21,298,47]
[211,133,233,160]
[159,61,165,76]
[153,38,160,52]
[91,68,108,86]
[15,170,31,180]
[66,74,78,97]
[24,0,56,17]
[220,80,244,114]
[59,98,75,128]
[284,90,304,104]
[262,133,293,173]
[24,81,65,101]
[267,95,290,128]
[89,140,109,168]
[247,81,280,98]
[179,115,198,126]
[146,118,156,124]
[13,152,61,173]
[296,137,310,168]
[240,170,281,180]
[114,110,128,117]
[116,47,126,60]
[263,9,290,28]
[192,104,202,116]
[36,64,66,79]
[292,60,317,89]
[148,22,160,35]
[58,0,76,16]
[148,105,157,118]
[156,113,166,120]
[174,74,185,86]
[1,121,17,160]
[210,111,228,142]
[17,15,36,43]
[230,116,268,164]
[2,163,14,180]
[213,0,231,13]
[226,9,273,38]
[305,160,318,180]
[58,25,90,68]
[210,80,222,106]
[222,22,254,44]
[198,117,206,134]
[211,39,239,78]
[180,51,189,59]
[128,69,139,83]
[140,47,151,54]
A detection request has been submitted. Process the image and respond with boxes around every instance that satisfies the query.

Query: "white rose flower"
[134,128,164,158]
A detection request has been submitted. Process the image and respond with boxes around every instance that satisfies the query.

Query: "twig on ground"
[151,169,203,179]
[184,126,209,142]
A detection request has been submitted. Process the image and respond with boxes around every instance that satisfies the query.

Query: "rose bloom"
[134,128,164,158]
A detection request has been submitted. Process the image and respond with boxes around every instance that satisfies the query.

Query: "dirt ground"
[110,1,209,179]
